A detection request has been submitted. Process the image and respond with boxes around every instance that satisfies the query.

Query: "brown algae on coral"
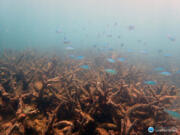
[0,49,179,135]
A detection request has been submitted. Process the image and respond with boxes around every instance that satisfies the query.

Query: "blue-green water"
[0,1,180,134]
[1,0,180,86]
[0,0,180,53]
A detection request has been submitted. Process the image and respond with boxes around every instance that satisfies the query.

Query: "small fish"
[160,71,171,76]
[76,56,84,60]
[154,67,165,71]
[108,48,114,51]
[157,49,163,53]
[118,57,125,62]
[137,40,142,43]
[140,50,148,54]
[127,49,133,53]
[114,22,118,26]
[144,81,157,85]
[64,41,71,44]
[107,34,112,38]
[107,58,115,63]
[80,65,89,69]
[164,109,180,119]
[167,34,176,42]
[143,42,147,45]
[117,35,121,39]
[65,46,74,50]
[93,44,97,48]
[128,25,135,30]
[69,55,75,58]
[105,69,117,75]
[120,43,124,47]
[176,70,180,74]
[56,29,61,33]
[104,43,108,46]
[63,37,71,44]
[164,54,172,57]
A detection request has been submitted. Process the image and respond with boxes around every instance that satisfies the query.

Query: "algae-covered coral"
[0,49,180,135]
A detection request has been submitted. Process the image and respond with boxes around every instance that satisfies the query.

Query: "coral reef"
[0,49,180,135]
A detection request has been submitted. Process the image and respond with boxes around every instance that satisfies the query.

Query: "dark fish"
[121,43,124,47]
[64,41,71,44]
[93,44,97,48]
[64,37,71,44]
[114,22,118,26]
[158,49,163,53]
[107,34,112,38]
[128,25,135,30]
[137,40,142,43]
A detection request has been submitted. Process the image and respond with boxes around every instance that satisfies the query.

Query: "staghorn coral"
[0,49,179,135]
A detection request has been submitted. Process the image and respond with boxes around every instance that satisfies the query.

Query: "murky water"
[0,0,180,134]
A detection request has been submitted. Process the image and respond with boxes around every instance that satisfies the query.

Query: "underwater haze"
[0,0,180,51]
[0,0,180,135]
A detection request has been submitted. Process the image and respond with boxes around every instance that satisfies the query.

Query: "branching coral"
[0,50,179,135]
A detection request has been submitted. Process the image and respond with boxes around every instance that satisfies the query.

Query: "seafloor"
[0,49,180,135]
